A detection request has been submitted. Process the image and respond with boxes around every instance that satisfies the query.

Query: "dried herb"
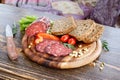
[102,40,109,51]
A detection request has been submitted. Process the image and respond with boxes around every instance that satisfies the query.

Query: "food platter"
[22,34,102,69]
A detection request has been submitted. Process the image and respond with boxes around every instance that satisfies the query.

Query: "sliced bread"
[69,19,95,41]
[83,23,104,43]
[51,16,77,35]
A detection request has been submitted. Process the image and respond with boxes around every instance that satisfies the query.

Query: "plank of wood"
[0,4,120,80]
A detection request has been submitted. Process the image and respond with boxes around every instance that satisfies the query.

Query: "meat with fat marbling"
[36,39,72,56]
[45,43,72,57]
[36,39,60,53]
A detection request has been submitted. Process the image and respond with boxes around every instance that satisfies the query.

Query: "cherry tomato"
[60,35,70,42]
[68,38,76,45]
[34,36,43,44]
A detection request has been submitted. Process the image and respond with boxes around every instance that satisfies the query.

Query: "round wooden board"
[59,40,102,69]
[22,34,102,69]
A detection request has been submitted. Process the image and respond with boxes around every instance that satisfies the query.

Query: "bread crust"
[83,24,104,43]
[51,16,77,35]
[69,19,95,41]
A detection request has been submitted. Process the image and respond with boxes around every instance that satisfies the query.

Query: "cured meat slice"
[26,21,48,36]
[45,43,72,57]
[36,39,59,53]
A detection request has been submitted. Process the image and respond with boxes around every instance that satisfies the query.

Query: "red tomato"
[34,36,43,44]
[68,38,76,45]
[60,35,70,42]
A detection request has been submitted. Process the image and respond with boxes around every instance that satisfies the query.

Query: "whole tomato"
[68,38,76,45]
[60,35,70,42]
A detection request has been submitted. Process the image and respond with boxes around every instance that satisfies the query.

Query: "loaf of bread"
[51,16,77,35]
[69,19,95,41]
[83,23,104,43]
[52,1,84,15]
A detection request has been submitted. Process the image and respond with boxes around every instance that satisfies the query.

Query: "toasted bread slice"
[83,23,104,43]
[51,16,77,35]
[69,19,95,41]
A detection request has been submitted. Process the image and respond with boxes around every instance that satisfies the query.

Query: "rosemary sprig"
[102,40,109,51]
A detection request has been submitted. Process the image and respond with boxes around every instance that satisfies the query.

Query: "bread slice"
[83,23,104,43]
[69,19,95,41]
[51,16,77,35]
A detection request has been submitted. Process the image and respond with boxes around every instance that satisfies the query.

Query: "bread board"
[22,34,102,69]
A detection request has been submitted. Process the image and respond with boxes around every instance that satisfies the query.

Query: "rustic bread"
[51,16,77,35]
[69,19,95,41]
[83,23,104,43]
[52,1,84,15]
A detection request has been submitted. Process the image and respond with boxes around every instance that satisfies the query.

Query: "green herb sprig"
[102,40,109,51]
[46,20,54,34]
[63,43,76,50]
[12,23,18,37]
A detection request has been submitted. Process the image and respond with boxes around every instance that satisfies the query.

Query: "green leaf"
[26,15,37,20]
[19,15,37,31]
[12,23,18,37]
[63,43,76,50]
[50,20,54,26]
[102,40,109,51]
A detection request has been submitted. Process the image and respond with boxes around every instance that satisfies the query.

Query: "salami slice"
[45,43,72,57]
[36,39,60,53]
[26,22,48,36]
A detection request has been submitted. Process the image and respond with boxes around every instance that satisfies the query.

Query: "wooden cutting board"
[22,34,102,69]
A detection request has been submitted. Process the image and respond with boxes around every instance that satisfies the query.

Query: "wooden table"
[0,4,120,80]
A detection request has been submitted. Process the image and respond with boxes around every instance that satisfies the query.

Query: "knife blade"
[5,24,18,60]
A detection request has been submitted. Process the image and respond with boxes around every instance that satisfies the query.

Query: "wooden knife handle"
[7,37,18,60]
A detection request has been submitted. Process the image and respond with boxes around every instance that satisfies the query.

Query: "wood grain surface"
[0,4,120,80]
[22,33,102,69]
